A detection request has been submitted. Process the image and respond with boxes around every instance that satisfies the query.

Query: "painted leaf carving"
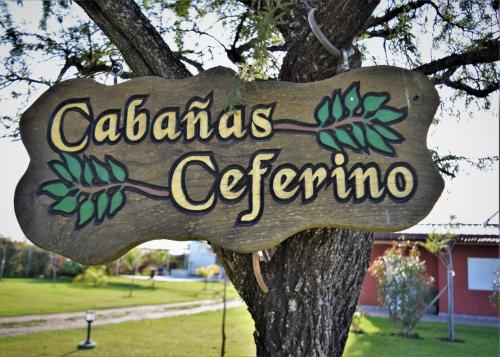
[344,84,360,115]
[40,182,71,197]
[369,108,406,123]
[332,93,343,121]
[50,162,73,183]
[107,157,127,182]
[319,131,341,151]
[83,160,94,186]
[52,196,78,214]
[365,126,394,155]
[96,191,109,221]
[335,128,358,149]
[373,124,402,142]
[109,189,125,215]
[315,97,330,126]
[92,158,111,183]
[62,153,82,182]
[78,198,95,226]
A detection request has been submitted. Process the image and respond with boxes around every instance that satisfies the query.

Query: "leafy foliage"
[40,153,128,228]
[0,236,51,278]
[196,264,221,289]
[315,82,406,155]
[73,266,108,287]
[0,0,497,175]
[490,270,500,308]
[369,242,434,337]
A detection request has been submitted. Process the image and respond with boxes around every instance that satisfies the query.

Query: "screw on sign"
[15,66,443,265]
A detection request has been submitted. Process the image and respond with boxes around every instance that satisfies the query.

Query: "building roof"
[375,223,500,245]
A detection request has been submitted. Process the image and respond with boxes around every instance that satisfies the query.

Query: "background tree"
[421,216,458,341]
[0,0,498,355]
[196,264,221,290]
[369,241,434,337]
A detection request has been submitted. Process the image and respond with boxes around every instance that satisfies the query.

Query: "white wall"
[467,257,500,291]
[187,241,217,275]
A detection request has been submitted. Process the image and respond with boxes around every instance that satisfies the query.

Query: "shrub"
[369,242,434,337]
[196,264,221,289]
[490,271,500,308]
[59,259,86,277]
[350,309,364,334]
[0,237,50,277]
[74,266,108,287]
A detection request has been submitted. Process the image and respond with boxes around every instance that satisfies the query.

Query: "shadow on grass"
[60,349,80,356]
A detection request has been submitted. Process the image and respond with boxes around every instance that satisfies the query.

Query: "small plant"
[196,264,221,290]
[73,266,108,287]
[490,270,500,308]
[350,309,364,334]
[369,241,434,337]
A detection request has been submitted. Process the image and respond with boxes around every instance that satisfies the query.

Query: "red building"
[359,223,500,318]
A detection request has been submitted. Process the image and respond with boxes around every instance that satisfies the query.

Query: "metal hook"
[308,8,355,72]
[109,53,123,85]
[307,8,341,59]
[342,48,351,72]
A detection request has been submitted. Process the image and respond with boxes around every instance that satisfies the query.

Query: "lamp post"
[78,311,96,349]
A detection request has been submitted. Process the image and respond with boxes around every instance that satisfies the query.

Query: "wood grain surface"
[15,66,443,264]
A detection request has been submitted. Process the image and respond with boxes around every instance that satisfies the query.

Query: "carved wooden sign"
[15,66,443,264]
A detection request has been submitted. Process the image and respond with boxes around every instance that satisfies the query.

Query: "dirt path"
[0,299,244,337]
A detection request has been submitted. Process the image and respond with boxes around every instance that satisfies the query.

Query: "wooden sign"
[15,66,443,264]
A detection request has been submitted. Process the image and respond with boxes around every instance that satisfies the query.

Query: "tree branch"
[76,0,190,79]
[365,0,433,29]
[435,78,497,97]
[364,0,469,31]
[414,39,499,75]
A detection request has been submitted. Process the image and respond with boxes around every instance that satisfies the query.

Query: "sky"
[0,2,498,246]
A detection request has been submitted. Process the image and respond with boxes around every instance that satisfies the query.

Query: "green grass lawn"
[0,307,498,357]
[0,277,239,317]
[0,307,255,357]
[344,316,499,357]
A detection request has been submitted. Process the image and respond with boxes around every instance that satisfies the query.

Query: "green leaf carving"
[78,198,95,226]
[369,108,405,123]
[51,162,73,183]
[83,160,94,186]
[351,124,366,147]
[62,153,82,182]
[315,97,330,126]
[109,188,125,215]
[107,157,127,183]
[344,84,360,115]
[52,196,77,214]
[366,127,394,155]
[335,128,358,149]
[332,93,343,121]
[373,124,402,142]
[92,159,111,183]
[319,131,341,151]
[40,182,71,197]
[96,190,109,221]
[363,94,388,114]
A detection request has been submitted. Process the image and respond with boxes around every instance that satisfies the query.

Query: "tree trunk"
[78,1,379,355]
[213,228,373,356]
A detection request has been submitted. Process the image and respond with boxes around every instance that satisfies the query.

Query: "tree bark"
[77,1,378,355]
[76,0,190,79]
[214,229,373,356]
[277,0,380,82]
